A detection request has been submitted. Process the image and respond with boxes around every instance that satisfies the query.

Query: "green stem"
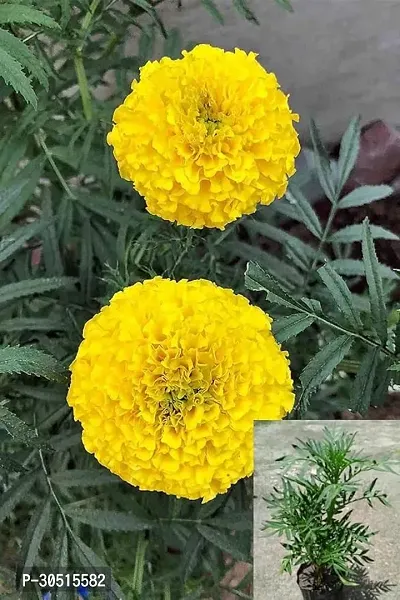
[132,532,148,595]
[34,131,76,199]
[163,582,171,600]
[74,0,101,121]
[74,53,93,121]
[303,199,338,289]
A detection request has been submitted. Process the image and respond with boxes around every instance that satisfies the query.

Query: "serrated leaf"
[329,223,399,243]
[337,185,393,209]
[0,45,36,108]
[245,220,319,260]
[52,527,69,600]
[309,119,336,203]
[232,0,259,24]
[336,116,361,194]
[79,217,93,301]
[0,346,65,381]
[180,531,204,582]
[362,218,387,345]
[286,186,323,239]
[0,5,59,28]
[244,262,306,311]
[196,524,249,562]
[229,242,303,287]
[318,263,362,329]
[204,511,253,531]
[0,157,45,231]
[274,0,294,12]
[0,471,38,523]
[0,404,51,449]
[0,276,75,306]
[0,452,28,473]
[131,0,167,37]
[388,363,400,372]
[51,470,121,488]
[64,507,154,531]
[0,27,48,90]
[76,192,146,225]
[371,357,392,407]
[272,314,315,343]
[16,497,51,587]
[329,259,398,280]
[69,532,125,600]
[352,348,380,414]
[0,317,66,333]
[0,220,46,264]
[41,195,63,277]
[201,0,224,23]
[300,335,354,394]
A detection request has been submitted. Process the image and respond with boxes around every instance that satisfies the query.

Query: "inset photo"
[254,421,400,600]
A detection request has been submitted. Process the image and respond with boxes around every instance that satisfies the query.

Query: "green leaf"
[131,0,167,37]
[0,27,48,90]
[229,242,303,288]
[362,218,387,344]
[272,314,315,343]
[205,511,253,531]
[64,508,154,531]
[0,346,65,381]
[16,497,51,587]
[51,470,121,488]
[309,119,336,203]
[0,157,45,232]
[41,195,63,277]
[329,259,398,280]
[274,0,294,12]
[329,223,399,243]
[0,452,28,473]
[196,524,249,562]
[337,185,393,209]
[388,363,400,372]
[352,348,380,414]
[286,185,323,239]
[318,263,363,329]
[76,192,146,226]
[0,471,38,523]
[336,116,361,194]
[201,0,224,23]
[79,218,93,301]
[180,531,204,582]
[0,220,46,264]
[69,532,125,600]
[0,277,75,306]
[232,0,259,24]
[245,220,319,260]
[0,44,36,108]
[244,261,306,311]
[0,403,51,449]
[52,527,69,600]
[0,317,66,333]
[300,335,354,395]
[0,5,60,28]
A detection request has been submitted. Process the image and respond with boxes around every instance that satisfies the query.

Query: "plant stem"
[303,200,338,289]
[163,582,171,600]
[132,532,148,595]
[34,131,76,199]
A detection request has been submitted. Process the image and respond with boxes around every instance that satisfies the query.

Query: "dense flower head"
[107,44,300,229]
[67,277,294,502]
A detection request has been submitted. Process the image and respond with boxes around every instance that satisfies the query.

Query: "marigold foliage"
[107,44,300,229]
[67,277,294,502]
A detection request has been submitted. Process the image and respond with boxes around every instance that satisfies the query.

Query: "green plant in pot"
[261,427,395,600]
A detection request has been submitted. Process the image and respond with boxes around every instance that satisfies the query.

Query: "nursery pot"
[296,564,345,600]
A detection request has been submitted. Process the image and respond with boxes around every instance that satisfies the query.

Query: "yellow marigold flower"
[107,44,300,230]
[67,277,294,502]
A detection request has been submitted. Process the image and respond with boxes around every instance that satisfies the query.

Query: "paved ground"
[254,421,400,600]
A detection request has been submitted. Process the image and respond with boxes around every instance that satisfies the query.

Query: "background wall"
[126,0,400,143]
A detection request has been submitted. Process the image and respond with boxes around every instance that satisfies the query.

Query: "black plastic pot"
[297,564,345,600]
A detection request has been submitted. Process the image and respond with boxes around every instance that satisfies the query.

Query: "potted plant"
[261,427,395,599]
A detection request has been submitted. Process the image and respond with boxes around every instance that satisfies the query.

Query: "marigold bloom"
[107,44,300,229]
[67,277,294,502]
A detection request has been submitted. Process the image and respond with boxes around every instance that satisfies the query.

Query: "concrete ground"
[254,421,400,600]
